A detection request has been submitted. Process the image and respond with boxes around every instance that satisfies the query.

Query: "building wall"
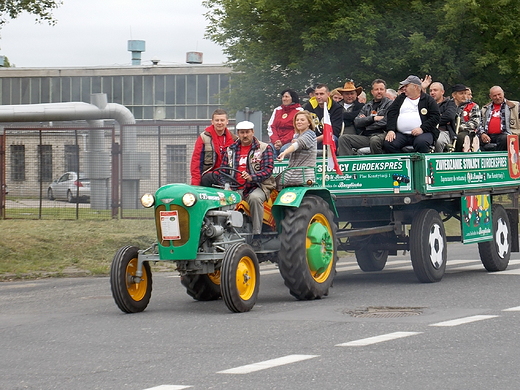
[0,65,232,121]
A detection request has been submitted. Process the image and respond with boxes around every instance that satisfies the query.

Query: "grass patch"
[0,219,163,280]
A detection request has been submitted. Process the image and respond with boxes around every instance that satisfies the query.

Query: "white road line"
[447,260,478,266]
[143,385,192,390]
[335,331,422,347]
[503,306,520,311]
[217,354,318,374]
[493,269,520,275]
[429,315,499,327]
[261,268,281,275]
[447,265,486,273]
[169,258,520,278]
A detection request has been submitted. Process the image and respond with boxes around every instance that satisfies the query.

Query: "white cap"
[236,120,254,130]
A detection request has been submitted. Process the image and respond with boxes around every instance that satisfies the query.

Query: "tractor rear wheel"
[180,272,221,301]
[279,195,337,300]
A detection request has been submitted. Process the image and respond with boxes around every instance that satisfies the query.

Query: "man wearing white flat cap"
[220,121,275,243]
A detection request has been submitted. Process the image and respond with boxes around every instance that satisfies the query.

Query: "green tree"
[0,0,62,26]
[204,0,520,114]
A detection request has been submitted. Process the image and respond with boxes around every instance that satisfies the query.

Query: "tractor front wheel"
[221,243,259,313]
[110,246,152,313]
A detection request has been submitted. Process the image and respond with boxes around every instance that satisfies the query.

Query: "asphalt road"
[1,242,520,390]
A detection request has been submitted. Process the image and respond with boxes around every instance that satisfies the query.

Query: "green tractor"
[110,167,338,313]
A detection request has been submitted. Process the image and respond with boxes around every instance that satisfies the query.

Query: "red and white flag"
[322,100,343,175]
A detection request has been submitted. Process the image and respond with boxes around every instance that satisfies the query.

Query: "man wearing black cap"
[452,84,481,152]
[383,75,440,153]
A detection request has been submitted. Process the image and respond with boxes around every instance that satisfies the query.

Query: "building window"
[64,144,79,173]
[10,145,25,181]
[38,145,53,182]
[166,145,187,184]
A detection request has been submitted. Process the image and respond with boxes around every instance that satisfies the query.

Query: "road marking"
[169,259,520,278]
[143,386,192,390]
[429,315,499,327]
[217,354,318,374]
[336,331,422,347]
[447,264,486,273]
[503,306,520,311]
[493,269,520,275]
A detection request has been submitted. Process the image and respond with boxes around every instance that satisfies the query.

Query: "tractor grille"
[155,204,190,247]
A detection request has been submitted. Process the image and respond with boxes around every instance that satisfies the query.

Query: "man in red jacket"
[190,109,236,186]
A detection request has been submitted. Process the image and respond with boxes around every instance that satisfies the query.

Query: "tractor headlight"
[140,193,155,208]
[182,193,197,207]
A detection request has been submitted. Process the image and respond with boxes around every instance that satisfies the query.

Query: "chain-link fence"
[0,122,227,219]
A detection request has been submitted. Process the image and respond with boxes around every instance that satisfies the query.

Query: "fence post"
[111,140,120,219]
[0,131,5,219]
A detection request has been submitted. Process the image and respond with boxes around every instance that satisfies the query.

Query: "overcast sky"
[0,0,227,68]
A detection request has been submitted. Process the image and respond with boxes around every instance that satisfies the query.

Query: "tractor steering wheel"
[212,166,244,189]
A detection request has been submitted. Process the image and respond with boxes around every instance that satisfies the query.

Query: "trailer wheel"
[410,209,447,283]
[221,243,259,313]
[110,246,152,313]
[355,248,388,272]
[279,195,337,300]
[180,272,222,301]
[478,204,510,271]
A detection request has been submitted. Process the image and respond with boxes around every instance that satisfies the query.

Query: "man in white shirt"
[384,75,440,153]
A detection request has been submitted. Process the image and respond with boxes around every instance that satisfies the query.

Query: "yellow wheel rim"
[306,213,334,283]
[208,270,221,285]
[235,256,256,300]
[125,258,148,301]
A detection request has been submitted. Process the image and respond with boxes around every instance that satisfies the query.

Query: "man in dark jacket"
[429,82,457,152]
[384,75,440,153]
[338,79,392,155]
[303,83,343,147]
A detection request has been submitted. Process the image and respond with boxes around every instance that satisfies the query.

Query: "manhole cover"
[344,306,424,318]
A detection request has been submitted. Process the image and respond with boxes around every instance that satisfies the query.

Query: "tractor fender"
[272,187,338,226]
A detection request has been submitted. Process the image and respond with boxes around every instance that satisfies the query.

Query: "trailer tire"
[355,249,388,272]
[279,195,337,300]
[478,204,510,271]
[110,246,152,313]
[410,209,447,283]
[221,243,259,313]
[180,272,221,301]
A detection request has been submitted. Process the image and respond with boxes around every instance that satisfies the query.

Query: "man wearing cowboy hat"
[338,79,392,155]
[337,80,365,135]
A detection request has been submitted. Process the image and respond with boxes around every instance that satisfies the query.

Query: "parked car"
[48,172,90,203]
